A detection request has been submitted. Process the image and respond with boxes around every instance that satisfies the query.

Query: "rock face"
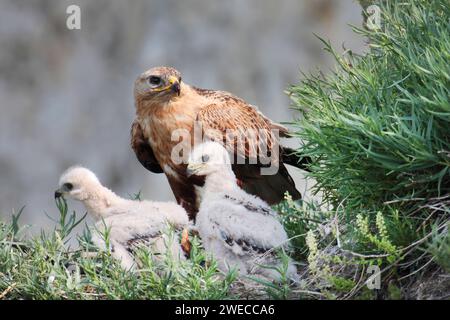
[0,0,365,229]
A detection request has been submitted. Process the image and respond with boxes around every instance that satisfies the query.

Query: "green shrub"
[288,0,449,297]
[290,0,449,213]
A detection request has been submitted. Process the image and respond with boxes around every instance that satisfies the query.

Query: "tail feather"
[281,146,312,172]
[233,163,302,205]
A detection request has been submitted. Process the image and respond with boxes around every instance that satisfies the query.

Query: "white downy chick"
[187,142,297,281]
[55,166,189,270]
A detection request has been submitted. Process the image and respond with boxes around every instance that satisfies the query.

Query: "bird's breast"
[141,107,197,180]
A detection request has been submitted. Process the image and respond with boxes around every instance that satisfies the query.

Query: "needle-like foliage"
[0,199,237,300]
[287,0,449,299]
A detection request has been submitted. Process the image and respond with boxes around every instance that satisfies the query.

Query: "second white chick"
[55,166,189,270]
[187,142,297,282]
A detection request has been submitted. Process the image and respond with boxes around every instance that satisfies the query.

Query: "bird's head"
[187,142,233,178]
[134,66,182,104]
[55,166,101,201]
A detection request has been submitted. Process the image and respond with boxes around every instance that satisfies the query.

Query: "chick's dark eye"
[201,155,210,163]
[63,183,73,191]
[148,76,161,86]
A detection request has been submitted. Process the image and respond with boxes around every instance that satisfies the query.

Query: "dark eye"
[148,76,161,86]
[63,183,73,191]
[202,155,210,163]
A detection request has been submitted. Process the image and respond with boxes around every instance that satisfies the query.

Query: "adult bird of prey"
[131,66,310,219]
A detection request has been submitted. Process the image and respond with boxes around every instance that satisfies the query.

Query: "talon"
[181,228,191,257]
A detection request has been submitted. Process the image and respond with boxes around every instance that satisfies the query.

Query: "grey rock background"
[0,0,366,232]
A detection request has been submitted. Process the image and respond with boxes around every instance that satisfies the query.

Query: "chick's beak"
[54,189,63,199]
[186,167,195,178]
[186,164,200,177]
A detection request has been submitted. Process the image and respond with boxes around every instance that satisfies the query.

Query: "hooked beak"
[168,76,180,96]
[186,163,201,177]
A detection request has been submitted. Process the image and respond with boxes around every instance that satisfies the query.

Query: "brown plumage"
[131,66,310,219]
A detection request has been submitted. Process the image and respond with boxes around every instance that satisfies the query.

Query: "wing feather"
[206,199,287,257]
[195,90,289,161]
[195,89,302,204]
[125,232,161,254]
[130,120,163,173]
